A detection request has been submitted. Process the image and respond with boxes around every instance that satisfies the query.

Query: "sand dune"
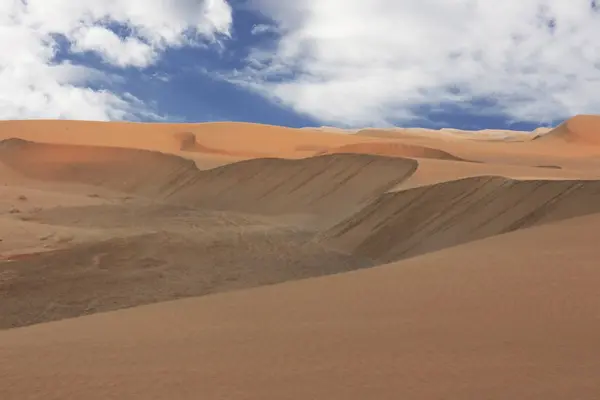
[321,141,471,162]
[0,139,417,225]
[0,120,374,159]
[325,176,600,263]
[3,117,600,399]
[537,114,600,145]
[165,154,417,224]
[1,214,599,399]
[0,139,198,197]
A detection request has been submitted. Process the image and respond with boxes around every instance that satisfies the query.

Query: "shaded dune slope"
[164,154,417,222]
[0,227,373,330]
[325,176,600,263]
[537,115,600,145]
[321,141,472,162]
[0,139,418,224]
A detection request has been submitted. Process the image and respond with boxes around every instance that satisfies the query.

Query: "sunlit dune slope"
[0,120,374,158]
[0,139,417,224]
[537,115,600,145]
[325,176,600,263]
[0,139,197,197]
[1,214,599,399]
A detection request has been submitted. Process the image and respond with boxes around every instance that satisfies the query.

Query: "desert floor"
[1,116,600,399]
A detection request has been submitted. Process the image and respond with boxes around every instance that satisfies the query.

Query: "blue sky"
[2,0,599,131]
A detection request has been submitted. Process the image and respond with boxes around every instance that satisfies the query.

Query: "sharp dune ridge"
[2,117,600,398]
[0,227,373,330]
[324,175,600,263]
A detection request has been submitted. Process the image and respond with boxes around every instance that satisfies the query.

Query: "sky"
[1,0,599,130]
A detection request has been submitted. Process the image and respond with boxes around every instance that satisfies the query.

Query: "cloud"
[0,0,232,120]
[233,0,600,127]
[251,24,278,36]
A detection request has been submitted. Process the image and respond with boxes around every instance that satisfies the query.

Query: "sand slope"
[0,224,372,329]
[537,115,600,145]
[0,139,198,197]
[1,214,599,399]
[166,154,417,224]
[0,139,417,225]
[325,176,600,263]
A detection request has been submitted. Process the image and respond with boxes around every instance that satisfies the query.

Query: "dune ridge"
[321,141,472,162]
[0,139,417,224]
[325,176,600,263]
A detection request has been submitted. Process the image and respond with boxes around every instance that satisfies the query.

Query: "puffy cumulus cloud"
[0,0,232,120]
[235,0,600,127]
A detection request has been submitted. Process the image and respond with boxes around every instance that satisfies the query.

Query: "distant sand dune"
[321,141,472,162]
[325,176,600,263]
[0,139,197,197]
[0,120,374,159]
[537,115,600,145]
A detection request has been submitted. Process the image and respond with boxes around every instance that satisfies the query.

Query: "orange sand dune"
[537,114,600,145]
[0,120,374,159]
[4,119,598,169]
[321,141,472,162]
[1,214,599,399]
[325,176,600,263]
[0,139,417,225]
[0,139,197,197]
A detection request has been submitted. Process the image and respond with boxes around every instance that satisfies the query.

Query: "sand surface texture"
[1,116,600,399]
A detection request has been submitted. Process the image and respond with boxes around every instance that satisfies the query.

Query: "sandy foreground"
[1,116,600,398]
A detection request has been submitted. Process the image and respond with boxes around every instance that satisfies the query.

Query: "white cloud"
[235,0,600,127]
[0,0,232,120]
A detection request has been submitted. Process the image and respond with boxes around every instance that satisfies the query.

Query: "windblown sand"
[1,116,600,399]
